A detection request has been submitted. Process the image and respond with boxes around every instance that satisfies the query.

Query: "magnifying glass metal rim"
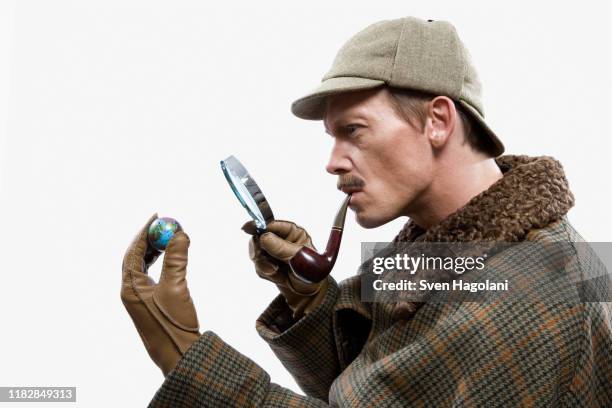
[220,155,274,230]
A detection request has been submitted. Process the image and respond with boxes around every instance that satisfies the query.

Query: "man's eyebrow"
[325,113,367,134]
[323,118,336,135]
[324,117,350,135]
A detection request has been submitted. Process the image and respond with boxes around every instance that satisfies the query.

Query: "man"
[121,17,611,407]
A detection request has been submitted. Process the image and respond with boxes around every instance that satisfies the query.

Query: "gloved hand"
[243,220,329,320]
[121,214,200,376]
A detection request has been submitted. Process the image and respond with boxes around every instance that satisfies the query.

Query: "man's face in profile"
[324,87,436,229]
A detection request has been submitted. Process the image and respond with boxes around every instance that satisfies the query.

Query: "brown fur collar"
[393,155,575,243]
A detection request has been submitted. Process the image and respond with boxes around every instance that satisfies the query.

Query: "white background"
[0,1,610,406]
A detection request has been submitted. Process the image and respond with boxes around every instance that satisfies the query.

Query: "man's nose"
[325,140,352,175]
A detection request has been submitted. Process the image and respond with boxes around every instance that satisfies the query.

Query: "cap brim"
[291,77,385,120]
[457,99,505,157]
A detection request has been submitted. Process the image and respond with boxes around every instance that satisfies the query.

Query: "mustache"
[337,174,365,190]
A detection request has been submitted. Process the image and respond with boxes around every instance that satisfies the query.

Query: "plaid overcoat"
[150,156,611,407]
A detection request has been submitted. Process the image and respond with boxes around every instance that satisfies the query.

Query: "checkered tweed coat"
[150,156,611,407]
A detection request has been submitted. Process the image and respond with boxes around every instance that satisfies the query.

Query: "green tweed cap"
[291,17,504,156]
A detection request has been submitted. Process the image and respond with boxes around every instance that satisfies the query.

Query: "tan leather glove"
[243,220,329,320]
[121,214,200,376]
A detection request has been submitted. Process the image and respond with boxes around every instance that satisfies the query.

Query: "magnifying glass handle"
[289,195,351,283]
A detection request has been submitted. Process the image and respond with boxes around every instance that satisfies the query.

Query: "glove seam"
[152,289,200,332]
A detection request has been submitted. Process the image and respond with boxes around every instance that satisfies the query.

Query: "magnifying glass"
[220,155,351,283]
[220,155,274,231]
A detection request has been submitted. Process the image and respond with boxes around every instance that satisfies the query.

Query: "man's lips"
[347,191,362,210]
[340,186,363,194]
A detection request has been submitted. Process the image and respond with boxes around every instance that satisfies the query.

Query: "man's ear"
[426,96,457,149]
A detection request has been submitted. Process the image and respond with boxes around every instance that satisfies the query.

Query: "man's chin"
[354,210,389,229]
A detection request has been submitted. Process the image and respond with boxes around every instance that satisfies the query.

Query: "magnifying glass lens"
[221,156,274,230]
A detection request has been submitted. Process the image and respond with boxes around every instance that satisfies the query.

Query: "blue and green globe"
[147,217,182,251]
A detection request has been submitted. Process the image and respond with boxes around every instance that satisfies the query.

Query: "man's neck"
[408,157,503,230]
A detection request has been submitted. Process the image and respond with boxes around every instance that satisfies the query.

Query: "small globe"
[148,217,183,251]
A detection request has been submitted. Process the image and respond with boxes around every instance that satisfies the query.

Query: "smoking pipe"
[289,194,351,283]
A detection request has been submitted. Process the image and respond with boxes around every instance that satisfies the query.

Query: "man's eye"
[346,124,360,135]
